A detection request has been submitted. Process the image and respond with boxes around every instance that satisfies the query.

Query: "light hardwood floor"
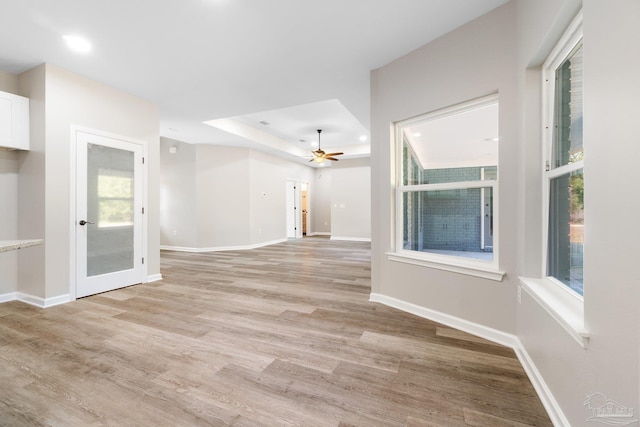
[0,237,552,426]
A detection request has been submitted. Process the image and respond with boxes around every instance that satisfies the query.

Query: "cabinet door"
[0,90,29,150]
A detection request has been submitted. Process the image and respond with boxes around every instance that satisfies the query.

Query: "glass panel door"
[87,144,135,276]
[76,130,144,298]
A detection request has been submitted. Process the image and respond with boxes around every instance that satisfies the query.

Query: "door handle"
[79,220,95,226]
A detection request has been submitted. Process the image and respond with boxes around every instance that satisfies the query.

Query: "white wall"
[160,143,317,250]
[159,138,198,247]
[311,167,332,234]
[17,64,160,301]
[517,0,639,424]
[160,143,371,248]
[329,158,371,241]
[248,150,315,244]
[197,145,251,248]
[371,1,640,425]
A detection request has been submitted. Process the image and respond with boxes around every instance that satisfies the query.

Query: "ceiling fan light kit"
[309,129,344,164]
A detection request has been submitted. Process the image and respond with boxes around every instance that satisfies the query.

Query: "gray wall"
[371,0,639,425]
[17,65,46,298]
[371,1,518,331]
[0,150,18,296]
[0,70,20,296]
[330,158,371,240]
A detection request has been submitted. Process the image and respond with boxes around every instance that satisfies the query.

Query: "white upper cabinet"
[0,90,29,150]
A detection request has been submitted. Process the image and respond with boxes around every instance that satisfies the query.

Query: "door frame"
[69,126,149,300]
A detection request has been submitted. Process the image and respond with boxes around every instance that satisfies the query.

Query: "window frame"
[519,10,588,349]
[389,94,505,282]
[541,11,584,301]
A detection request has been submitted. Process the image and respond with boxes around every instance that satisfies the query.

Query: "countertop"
[0,239,44,253]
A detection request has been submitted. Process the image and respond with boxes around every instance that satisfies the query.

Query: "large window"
[543,15,584,296]
[393,95,501,280]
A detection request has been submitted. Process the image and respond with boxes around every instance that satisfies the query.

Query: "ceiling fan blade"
[325,156,339,161]
[324,152,344,157]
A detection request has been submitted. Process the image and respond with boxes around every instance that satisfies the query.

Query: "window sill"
[518,277,589,348]
[387,251,505,282]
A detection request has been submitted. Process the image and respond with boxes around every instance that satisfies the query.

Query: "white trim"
[369,292,570,427]
[16,292,73,308]
[160,238,287,253]
[513,339,572,427]
[69,126,78,299]
[387,251,505,282]
[393,94,501,275]
[309,232,331,237]
[541,12,584,281]
[546,160,584,180]
[0,292,73,308]
[369,293,516,347]
[519,277,589,348]
[147,274,163,283]
[541,11,583,74]
[400,180,497,193]
[396,93,500,128]
[330,236,371,242]
[0,292,18,303]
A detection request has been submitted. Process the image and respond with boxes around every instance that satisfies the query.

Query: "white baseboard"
[0,292,72,308]
[0,292,18,303]
[369,292,568,426]
[16,292,73,308]
[309,232,331,237]
[513,340,570,427]
[160,238,287,253]
[330,236,371,242]
[147,274,163,283]
[369,293,517,347]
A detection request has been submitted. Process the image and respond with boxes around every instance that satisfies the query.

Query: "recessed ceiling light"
[359,135,368,142]
[63,34,92,53]
[413,133,421,137]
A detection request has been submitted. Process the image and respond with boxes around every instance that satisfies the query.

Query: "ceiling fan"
[309,129,343,163]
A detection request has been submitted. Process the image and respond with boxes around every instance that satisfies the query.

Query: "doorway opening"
[302,181,310,236]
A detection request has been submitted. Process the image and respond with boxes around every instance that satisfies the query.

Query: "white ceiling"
[0,0,509,166]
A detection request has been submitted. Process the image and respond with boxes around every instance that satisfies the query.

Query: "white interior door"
[75,131,144,298]
[286,179,297,238]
